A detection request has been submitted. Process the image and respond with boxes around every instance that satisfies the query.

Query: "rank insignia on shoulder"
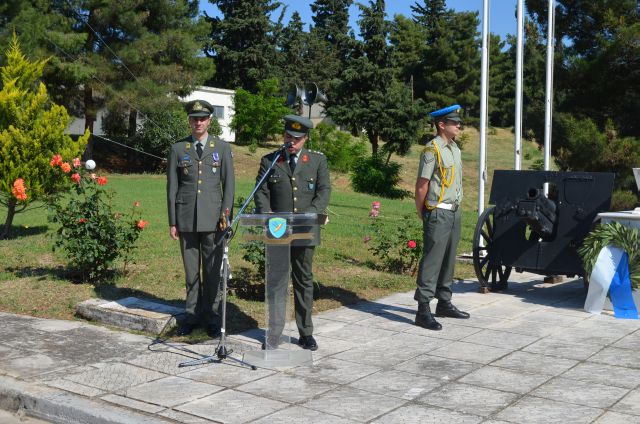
[209,141,215,148]
[310,150,324,155]
[185,143,191,150]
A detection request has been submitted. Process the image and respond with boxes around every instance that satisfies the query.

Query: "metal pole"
[543,0,555,173]
[514,0,525,170]
[478,0,490,218]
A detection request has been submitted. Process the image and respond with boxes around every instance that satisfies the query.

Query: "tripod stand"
[178,143,291,370]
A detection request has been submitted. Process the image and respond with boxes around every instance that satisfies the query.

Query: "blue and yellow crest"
[268,217,287,239]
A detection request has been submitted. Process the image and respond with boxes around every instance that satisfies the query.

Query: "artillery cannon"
[472,170,615,291]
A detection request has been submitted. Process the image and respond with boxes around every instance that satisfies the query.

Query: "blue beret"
[430,104,463,122]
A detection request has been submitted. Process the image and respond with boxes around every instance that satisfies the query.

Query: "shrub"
[48,157,146,282]
[307,123,367,172]
[610,189,639,212]
[365,206,423,275]
[350,155,410,199]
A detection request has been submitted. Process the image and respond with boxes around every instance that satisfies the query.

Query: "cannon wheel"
[473,206,512,292]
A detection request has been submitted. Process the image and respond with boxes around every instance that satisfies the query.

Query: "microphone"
[280,140,293,150]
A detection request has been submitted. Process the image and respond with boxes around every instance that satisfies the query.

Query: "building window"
[212,106,224,119]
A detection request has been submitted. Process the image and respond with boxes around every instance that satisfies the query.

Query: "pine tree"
[278,11,308,92]
[205,0,280,91]
[1,0,212,158]
[0,34,89,239]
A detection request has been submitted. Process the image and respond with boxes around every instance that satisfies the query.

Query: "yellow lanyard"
[424,140,455,210]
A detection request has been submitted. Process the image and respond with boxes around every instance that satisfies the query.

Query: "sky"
[199,0,521,41]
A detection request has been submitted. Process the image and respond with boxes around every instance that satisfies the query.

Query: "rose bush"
[47,156,146,281]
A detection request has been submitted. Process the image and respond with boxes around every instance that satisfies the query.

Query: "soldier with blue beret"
[414,104,470,331]
[167,99,235,337]
[254,114,331,351]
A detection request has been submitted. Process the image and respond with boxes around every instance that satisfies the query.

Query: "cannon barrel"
[516,188,557,238]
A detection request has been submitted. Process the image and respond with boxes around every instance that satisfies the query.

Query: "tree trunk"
[368,130,379,156]
[1,198,17,240]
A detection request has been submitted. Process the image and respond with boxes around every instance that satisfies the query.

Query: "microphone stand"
[178,142,290,370]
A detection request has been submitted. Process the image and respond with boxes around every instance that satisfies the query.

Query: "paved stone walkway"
[1,273,639,423]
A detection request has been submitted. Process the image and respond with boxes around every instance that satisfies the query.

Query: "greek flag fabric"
[584,245,638,319]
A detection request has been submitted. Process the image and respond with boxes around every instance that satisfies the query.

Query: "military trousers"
[179,231,223,326]
[414,207,462,304]
[266,245,315,339]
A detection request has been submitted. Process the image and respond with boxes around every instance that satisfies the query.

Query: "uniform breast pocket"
[177,161,193,177]
[305,178,315,191]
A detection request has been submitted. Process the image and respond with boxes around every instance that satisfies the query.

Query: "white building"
[182,86,235,143]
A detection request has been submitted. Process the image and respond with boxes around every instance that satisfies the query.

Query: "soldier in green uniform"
[414,104,470,331]
[254,115,331,351]
[167,99,235,337]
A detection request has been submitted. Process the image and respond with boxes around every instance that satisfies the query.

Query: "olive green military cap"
[284,114,313,137]
[185,99,213,117]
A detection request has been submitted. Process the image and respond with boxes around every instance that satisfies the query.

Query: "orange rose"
[12,179,28,201]
[60,162,71,173]
[97,176,107,186]
[136,220,148,229]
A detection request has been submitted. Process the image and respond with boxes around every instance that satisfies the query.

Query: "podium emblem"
[268,217,287,239]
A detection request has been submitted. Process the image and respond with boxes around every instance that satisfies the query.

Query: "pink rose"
[407,240,417,249]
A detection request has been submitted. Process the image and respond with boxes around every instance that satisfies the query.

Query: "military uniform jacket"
[167,135,235,232]
[417,135,463,205]
[254,147,330,214]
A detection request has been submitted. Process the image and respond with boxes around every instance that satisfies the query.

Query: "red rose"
[79,218,87,223]
[407,240,417,249]
[71,173,81,184]
[96,176,107,186]
[136,220,148,229]
[50,154,62,167]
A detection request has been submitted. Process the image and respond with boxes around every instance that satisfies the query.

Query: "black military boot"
[415,303,442,331]
[435,301,470,319]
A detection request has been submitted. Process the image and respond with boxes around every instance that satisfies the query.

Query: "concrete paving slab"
[404,321,483,340]
[64,363,166,392]
[177,362,274,387]
[531,377,630,408]
[318,323,398,344]
[611,389,640,416]
[157,409,216,423]
[287,357,380,385]
[458,365,551,394]
[236,373,336,403]
[612,331,640,349]
[252,406,359,423]
[427,340,513,364]
[561,361,640,389]
[491,350,579,376]
[595,411,640,423]
[100,394,166,414]
[301,385,407,422]
[393,355,480,381]
[176,389,288,423]
[460,328,539,350]
[372,404,483,424]
[417,381,518,417]
[588,346,640,369]
[523,337,604,360]
[348,369,442,400]
[120,376,223,408]
[76,297,184,335]
[496,396,603,424]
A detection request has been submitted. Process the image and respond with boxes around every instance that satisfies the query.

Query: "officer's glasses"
[445,119,462,127]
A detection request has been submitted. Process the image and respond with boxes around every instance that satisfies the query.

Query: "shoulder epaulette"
[309,150,324,155]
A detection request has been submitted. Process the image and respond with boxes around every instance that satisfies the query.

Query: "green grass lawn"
[0,127,544,338]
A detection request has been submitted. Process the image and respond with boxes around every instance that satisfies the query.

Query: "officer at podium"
[254,115,331,350]
[414,104,470,331]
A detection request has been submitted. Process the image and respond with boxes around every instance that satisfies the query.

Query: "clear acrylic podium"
[239,212,324,368]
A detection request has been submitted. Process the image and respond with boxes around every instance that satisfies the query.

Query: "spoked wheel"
[473,206,512,292]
